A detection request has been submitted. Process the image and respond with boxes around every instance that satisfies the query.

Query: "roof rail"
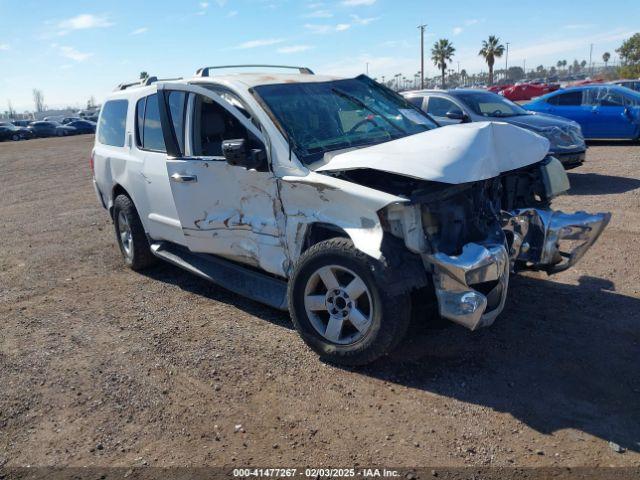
[114,76,183,91]
[195,65,314,77]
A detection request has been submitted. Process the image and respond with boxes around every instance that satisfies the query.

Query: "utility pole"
[505,42,510,80]
[418,24,427,89]
[589,43,593,76]
[366,62,369,76]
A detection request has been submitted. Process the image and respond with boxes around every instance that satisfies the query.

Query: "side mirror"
[222,138,267,171]
[445,110,469,122]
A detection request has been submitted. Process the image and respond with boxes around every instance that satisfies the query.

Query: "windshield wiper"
[331,88,406,135]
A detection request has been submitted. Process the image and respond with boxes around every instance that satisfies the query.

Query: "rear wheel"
[11,134,19,141]
[112,194,158,271]
[289,238,411,366]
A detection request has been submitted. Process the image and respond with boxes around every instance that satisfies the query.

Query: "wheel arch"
[109,183,132,218]
[300,222,350,254]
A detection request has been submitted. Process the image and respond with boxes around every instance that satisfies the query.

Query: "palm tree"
[478,35,505,85]
[603,52,611,69]
[431,39,455,88]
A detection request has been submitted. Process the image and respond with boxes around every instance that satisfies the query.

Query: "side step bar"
[150,242,289,310]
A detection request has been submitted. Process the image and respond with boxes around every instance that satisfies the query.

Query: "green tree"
[507,66,524,81]
[602,52,611,68]
[616,33,640,78]
[139,71,149,80]
[616,33,640,64]
[478,35,505,85]
[431,39,455,88]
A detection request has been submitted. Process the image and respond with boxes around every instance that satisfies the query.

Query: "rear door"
[157,83,288,277]
[545,90,592,137]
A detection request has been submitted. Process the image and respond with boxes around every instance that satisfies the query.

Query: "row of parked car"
[487,78,640,102]
[0,117,96,142]
[404,81,640,165]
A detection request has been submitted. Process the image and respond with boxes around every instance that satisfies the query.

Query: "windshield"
[253,75,438,165]
[452,91,529,118]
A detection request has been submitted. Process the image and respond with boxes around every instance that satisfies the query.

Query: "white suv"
[92,66,610,365]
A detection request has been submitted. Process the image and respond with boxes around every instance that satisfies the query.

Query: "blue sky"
[0,0,638,111]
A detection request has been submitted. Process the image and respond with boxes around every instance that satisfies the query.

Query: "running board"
[150,242,288,310]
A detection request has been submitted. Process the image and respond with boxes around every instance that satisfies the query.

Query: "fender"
[279,172,406,274]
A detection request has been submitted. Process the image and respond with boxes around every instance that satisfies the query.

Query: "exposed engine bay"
[324,156,610,331]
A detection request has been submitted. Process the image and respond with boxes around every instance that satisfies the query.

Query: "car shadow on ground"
[568,172,640,195]
[141,262,293,331]
[352,274,640,453]
[147,258,640,452]
[586,140,638,147]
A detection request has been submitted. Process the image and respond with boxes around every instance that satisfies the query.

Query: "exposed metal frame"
[195,65,314,77]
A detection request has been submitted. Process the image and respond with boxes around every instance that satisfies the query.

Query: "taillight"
[90,149,95,176]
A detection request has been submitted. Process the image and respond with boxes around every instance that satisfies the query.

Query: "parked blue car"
[524,85,640,140]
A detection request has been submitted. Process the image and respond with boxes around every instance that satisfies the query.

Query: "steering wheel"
[491,109,504,117]
[348,116,382,135]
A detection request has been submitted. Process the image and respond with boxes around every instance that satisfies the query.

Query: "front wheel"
[288,238,411,366]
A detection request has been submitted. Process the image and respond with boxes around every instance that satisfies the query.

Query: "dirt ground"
[0,135,639,469]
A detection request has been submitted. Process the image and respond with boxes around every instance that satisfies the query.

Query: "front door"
[157,83,288,277]
[587,87,638,139]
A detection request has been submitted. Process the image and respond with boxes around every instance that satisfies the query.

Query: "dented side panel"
[166,158,289,277]
[279,172,406,270]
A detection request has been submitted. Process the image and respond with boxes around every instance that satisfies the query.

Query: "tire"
[57,130,63,137]
[288,238,411,366]
[112,194,158,271]
[11,134,19,141]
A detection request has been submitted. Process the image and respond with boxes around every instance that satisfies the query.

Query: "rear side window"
[547,91,582,106]
[98,100,128,146]
[168,91,187,153]
[405,96,425,109]
[427,97,461,116]
[136,94,166,152]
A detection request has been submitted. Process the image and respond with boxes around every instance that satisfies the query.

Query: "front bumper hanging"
[503,208,611,274]
[427,208,610,330]
[427,243,510,331]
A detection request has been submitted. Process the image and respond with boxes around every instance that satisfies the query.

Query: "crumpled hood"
[316,121,551,185]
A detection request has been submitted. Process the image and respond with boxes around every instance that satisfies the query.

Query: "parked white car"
[92,66,610,365]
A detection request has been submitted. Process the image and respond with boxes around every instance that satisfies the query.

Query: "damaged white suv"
[92,66,610,365]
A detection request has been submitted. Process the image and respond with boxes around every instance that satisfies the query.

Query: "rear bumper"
[93,179,108,210]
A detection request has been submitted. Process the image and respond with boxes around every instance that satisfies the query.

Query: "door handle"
[170,173,198,183]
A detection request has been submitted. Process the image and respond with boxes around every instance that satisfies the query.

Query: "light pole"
[418,24,427,89]
[505,42,510,80]
[366,62,369,76]
[589,43,593,76]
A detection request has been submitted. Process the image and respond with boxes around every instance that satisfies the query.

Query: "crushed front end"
[380,157,610,330]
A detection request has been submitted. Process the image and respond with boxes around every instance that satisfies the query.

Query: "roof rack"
[195,65,314,77]
[114,76,183,91]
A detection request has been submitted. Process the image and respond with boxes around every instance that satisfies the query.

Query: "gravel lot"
[0,135,639,468]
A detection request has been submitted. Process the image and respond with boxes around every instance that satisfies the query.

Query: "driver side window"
[191,94,250,158]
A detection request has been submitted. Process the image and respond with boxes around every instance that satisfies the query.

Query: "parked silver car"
[403,89,587,169]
